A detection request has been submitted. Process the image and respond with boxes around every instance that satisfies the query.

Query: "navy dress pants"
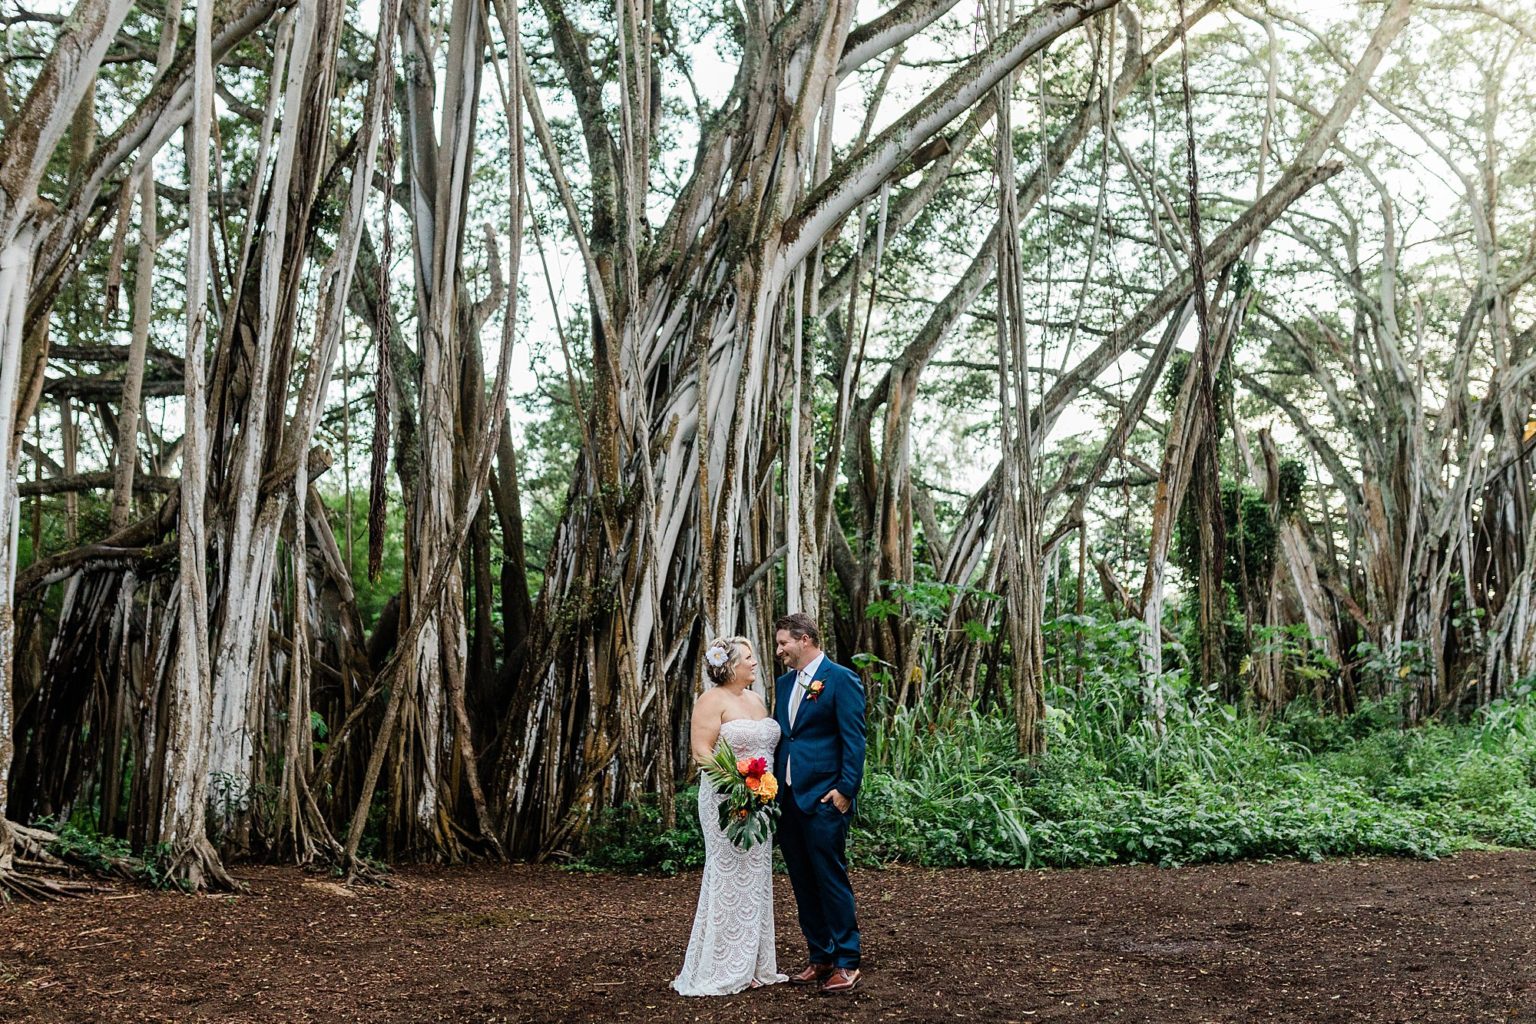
[777,784,860,968]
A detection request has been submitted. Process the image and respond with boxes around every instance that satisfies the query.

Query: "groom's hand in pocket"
[820,788,851,814]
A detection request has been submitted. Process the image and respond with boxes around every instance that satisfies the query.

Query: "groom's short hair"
[774,612,821,647]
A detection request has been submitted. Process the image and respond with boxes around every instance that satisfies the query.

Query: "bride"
[671,635,789,997]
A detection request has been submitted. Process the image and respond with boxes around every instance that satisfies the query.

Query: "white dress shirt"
[786,652,825,786]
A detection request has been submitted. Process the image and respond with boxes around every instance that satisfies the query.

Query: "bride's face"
[733,645,758,686]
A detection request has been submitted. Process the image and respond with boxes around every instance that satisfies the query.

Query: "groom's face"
[775,629,812,670]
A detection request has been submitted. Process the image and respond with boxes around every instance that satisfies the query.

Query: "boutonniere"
[801,679,825,701]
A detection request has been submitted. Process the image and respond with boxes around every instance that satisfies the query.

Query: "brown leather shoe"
[789,963,834,986]
[820,967,861,994]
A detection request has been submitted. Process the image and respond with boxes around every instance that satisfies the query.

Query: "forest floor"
[1,850,1534,1024]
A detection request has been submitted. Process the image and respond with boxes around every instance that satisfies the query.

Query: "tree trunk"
[496,0,1117,855]
[159,0,237,890]
[0,226,32,878]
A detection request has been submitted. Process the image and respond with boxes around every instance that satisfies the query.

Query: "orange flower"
[736,757,751,775]
[737,809,749,819]
[745,775,760,791]
[758,772,779,800]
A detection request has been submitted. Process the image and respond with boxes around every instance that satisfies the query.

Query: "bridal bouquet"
[700,740,781,850]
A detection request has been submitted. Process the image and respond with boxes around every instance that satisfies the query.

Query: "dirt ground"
[2,850,1534,1024]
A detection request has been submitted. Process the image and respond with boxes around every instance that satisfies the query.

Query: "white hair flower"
[704,643,730,668]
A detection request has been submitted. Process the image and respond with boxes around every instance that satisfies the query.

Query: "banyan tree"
[2,0,1534,892]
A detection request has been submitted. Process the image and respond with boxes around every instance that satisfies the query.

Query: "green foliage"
[309,710,330,756]
[208,770,278,841]
[856,706,1036,867]
[317,488,407,629]
[135,842,190,892]
[38,817,132,875]
[1172,477,1303,692]
[1042,612,1148,697]
[580,642,1536,874]
[1351,639,1431,697]
[858,577,1000,697]
[1251,623,1341,690]
[1158,348,1235,416]
[1160,351,1191,414]
[1175,583,1250,695]
[1271,691,1406,754]
[355,787,391,862]
[569,789,705,875]
[14,493,115,572]
[698,741,780,849]
[36,819,189,890]
[516,309,594,586]
[1276,459,1306,517]
[1173,482,1284,593]
[851,681,1536,869]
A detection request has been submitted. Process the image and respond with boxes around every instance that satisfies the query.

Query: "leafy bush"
[37,819,189,889]
[38,817,133,874]
[570,788,705,875]
[578,651,1536,873]
[1272,690,1405,754]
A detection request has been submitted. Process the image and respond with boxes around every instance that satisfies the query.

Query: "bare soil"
[2,851,1534,1023]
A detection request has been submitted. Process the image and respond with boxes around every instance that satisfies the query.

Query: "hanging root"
[294,829,390,888]
[281,784,390,888]
[162,835,247,894]
[340,848,394,887]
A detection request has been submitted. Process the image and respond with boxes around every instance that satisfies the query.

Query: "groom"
[772,612,865,995]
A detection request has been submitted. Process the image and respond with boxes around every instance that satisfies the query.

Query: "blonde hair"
[704,635,752,686]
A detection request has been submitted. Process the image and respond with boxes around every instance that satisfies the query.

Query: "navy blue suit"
[773,655,865,969]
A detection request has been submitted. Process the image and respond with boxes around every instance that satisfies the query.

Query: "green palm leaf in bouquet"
[699,737,782,850]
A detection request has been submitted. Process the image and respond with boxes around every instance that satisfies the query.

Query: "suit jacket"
[773,655,866,815]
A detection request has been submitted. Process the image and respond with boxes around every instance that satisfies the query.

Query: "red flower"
[745,757,768,779]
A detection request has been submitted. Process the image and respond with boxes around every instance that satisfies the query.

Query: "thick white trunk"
[396,0,483,845]
[0,228,33,859]
[410,617,446,829]
[786,267,818,618]
[207,503,285,805]
[163,0,217,861]
[0,0,138,856]
[204,0,322,804]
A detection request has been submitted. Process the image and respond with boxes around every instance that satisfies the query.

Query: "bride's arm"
[690,690,722,764]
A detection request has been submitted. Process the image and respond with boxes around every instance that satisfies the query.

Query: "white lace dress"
[671,717,789,996]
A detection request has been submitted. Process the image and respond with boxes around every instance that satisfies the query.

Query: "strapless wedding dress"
[671,717,788,996]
